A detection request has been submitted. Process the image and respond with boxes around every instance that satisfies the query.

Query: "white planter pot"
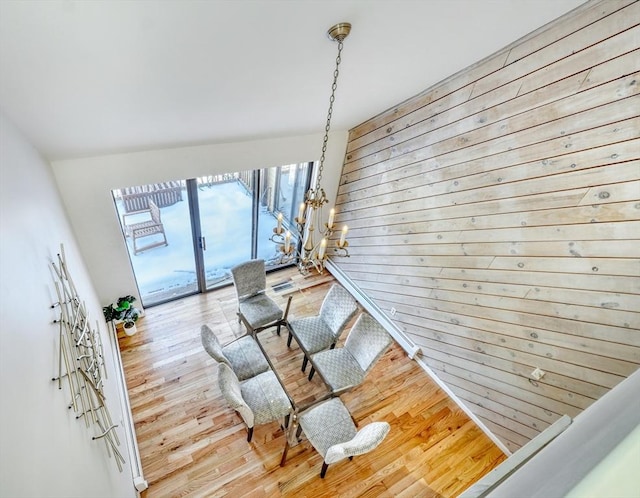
[123,322,137,336]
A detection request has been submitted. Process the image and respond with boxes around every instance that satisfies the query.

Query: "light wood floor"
[119,267,506,497]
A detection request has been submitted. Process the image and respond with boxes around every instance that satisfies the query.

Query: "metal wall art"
[50,243,125,471]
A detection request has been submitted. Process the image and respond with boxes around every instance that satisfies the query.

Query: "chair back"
[200,325,229,365]
[325,421,390,464]
[344,313,392,373]
[148,199,162,224]
[231,259,267,300]
[319,285,358,339]
[217,363,254,427]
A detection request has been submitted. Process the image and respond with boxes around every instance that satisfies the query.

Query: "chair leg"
[280,440,290,467]
[296,424,303,439]
[287,331,293,348]
[320,462,329,478]
[284,414,290,428]
[276,322,281,336]
[308,367,315,381]
[301,356,308,372]
[247,427,254,442]
[281,296,292,341]
[283,296,292,321]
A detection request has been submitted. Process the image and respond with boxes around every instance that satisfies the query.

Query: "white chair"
[200,324,269,381]
[217,362,292,443]
[230,259,292,336]
[308,313,392,393]
[280,397,390,478]
[287,284,358,372]
[123,199,168,255]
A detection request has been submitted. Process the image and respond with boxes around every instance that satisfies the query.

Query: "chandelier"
[270,22,352,274]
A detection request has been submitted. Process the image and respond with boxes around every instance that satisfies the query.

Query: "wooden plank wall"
[331,0,640,452]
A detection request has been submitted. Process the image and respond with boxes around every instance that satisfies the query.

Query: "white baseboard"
[107,322,148,493]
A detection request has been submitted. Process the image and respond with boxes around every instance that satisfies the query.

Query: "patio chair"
[308,313,393,393]
[217,362,292,443]
[287,284,358,372]
[123,199,168,255]
[230,259,292,336]
[280,397,390,478]
[200,324,270,381]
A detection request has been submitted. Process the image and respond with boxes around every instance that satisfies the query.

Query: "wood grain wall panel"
[412,335,604,408]
[340,119,639,207]
[345,31,639,171]
[503,0,637,64]
[332,0,640,450]
[347,45,638,161]
[420,347,587,417]
[362,281,640,350]
[347,0,636,147]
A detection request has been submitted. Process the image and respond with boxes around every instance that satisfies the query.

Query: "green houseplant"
[103,295,140,335]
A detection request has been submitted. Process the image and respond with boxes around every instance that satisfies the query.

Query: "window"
[111,163,313,306]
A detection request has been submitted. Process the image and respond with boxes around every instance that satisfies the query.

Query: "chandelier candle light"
[271,22,352,274]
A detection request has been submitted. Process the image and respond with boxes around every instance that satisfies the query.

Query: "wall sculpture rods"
[50,243,125,471]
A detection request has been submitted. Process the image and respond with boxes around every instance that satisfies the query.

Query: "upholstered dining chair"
[200,324,270,381]
[287,284,358,372]
[280,397,390,478]
[230,259,292,336]
[217,362,292,443]
[308,313,392,393]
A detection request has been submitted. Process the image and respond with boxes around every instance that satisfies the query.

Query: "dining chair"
[230,259,292,336]
[308,312,392,393]
[217,362,292,443]
[280,397,390,478]
[287,284,358,372]
[200,324,270,381]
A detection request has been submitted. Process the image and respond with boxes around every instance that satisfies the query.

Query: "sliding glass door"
[256,163,311,262]
[195,172,253,290]
[112,163,312,307]
[112,181,198,306]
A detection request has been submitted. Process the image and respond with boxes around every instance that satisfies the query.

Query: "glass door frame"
[116,164,312,307]
[187,178,208,294]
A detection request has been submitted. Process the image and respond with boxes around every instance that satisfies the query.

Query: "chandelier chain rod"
[316,39,344,187]
[269,23,351,275]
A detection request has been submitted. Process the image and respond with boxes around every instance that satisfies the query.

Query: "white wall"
[0,113,136,498]
[51,132,348,305]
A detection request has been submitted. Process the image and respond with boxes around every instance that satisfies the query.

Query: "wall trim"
[327,260,512,456]
[107,323,148,493]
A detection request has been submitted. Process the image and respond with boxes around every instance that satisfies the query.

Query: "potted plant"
[103,295,141,336]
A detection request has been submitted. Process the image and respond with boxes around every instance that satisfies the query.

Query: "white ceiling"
[0,0,586,161]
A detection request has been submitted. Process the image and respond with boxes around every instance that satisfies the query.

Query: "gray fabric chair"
[230,259,291,336]
[280,397,390,478]
[308,313,393,393]
[200,324,270,381]
[287,284,358,372]
[217,362,292,442]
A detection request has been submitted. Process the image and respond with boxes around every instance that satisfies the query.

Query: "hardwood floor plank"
[119,267,506,497]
